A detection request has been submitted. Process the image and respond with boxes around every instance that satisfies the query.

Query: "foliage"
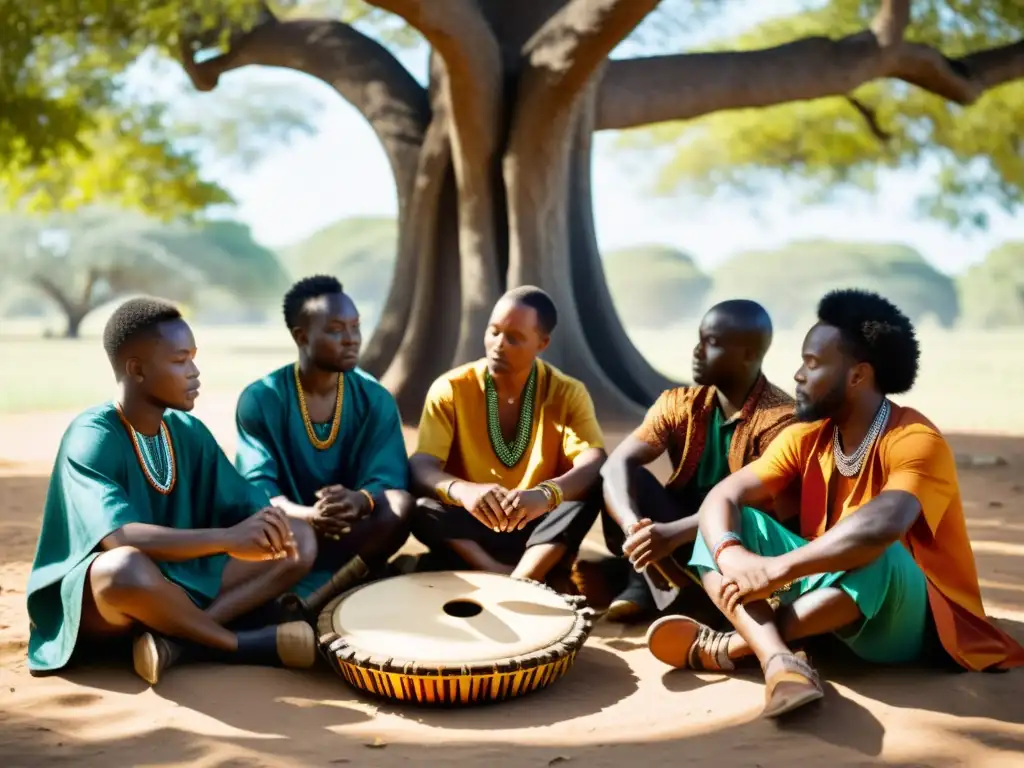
[0,0,320,217]
[622,0,1024,231]
[0,210,290,334]
[603,246,711,328]
[705,240,960,329]
[280,215,398,316]
[956,242,1024,328]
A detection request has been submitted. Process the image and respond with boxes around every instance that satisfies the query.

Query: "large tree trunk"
[365,0,671,426]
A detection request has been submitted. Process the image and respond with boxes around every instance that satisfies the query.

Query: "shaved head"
[692,299,774,390]
[704,299,774,357]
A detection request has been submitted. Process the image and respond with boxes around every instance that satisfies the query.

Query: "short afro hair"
[816,288,920,395]
[502,285,558,336]
[282,274,344,329]
[102,297,182,365]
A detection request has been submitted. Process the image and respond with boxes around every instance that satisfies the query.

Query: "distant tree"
[0,211,288,336]
[282,216,399,307]
[957,242,1024,328]
[602,246,711,329]
[706,241,960,329]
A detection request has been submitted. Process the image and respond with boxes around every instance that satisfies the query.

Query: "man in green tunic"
[26,298,321,686]
[234,275,413,582]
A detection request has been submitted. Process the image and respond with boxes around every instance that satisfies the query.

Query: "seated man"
[641,289,1024,718]
[408,286,606,584]
[26,298,320,687]
[600,300,796,621]
[234,275,413,584]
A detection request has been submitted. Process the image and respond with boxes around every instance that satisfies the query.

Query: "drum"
[316,570,594,706]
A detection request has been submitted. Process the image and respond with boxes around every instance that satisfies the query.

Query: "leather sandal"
[646,615,736,671]
[761,651,824,718]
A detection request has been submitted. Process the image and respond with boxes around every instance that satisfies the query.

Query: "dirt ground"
[1,408,1023,768]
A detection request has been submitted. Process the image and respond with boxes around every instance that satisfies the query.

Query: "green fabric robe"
[26,403,271,673]
[233,364,408,507]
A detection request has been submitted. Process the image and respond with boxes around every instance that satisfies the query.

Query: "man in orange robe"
[633,288,1024,718]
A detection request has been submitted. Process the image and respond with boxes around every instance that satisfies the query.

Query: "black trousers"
[411,488,602,567]
[600,466,699,565]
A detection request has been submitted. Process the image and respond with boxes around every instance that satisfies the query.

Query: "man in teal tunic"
[26,298,321,687]
[234,275,413,582]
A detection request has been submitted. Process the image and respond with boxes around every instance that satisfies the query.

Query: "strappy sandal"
[761,651,824,718]
[645,615,736,671]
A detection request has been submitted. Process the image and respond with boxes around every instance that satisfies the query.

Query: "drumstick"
[279,554,370,620]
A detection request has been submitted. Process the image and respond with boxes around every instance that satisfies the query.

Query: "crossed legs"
[79,517,319,684]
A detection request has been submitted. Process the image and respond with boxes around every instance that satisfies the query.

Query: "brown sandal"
[645,615,736,671]
[761,651,823,718]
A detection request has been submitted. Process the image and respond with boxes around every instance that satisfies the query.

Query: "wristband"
[712,532,742,566]
[358,489,375,513]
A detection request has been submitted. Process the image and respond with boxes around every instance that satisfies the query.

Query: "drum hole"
[443,599,483,618]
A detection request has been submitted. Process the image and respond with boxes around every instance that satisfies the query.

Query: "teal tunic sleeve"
[26,407,151,672]
[234,381,285,500]
[189,411,272,526]
[352,381,409,496]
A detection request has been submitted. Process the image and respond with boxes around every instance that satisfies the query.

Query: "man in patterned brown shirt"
[600,300,797,622]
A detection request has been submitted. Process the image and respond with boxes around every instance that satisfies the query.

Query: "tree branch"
[522,0,662,102]
[179,10,430,165]
[596,34,1024,131]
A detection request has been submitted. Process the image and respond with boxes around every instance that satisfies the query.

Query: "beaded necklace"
[485,364,538,468]
[832,398,890,477]
[294,362,343,450]
[116,404,176,494]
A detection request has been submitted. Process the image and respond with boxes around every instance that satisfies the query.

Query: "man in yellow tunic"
[408,286,606,584]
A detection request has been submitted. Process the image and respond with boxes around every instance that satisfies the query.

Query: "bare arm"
[409,452,464,501]
[776,491,921,582]
[550,446,607,501]
[601,435,663,531]
[695,464,779,554]
[100,524,231,562]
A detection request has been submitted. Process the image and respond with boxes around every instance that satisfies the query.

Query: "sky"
[196,2,1019,278]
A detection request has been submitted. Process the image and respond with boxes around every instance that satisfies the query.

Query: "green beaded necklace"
[485,363,538,467]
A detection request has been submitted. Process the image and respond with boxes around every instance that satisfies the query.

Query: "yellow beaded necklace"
[294,362,343,450]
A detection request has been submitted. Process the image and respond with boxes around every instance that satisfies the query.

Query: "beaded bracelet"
[537,484,555,511]
[359,489,375,513]
[435,479,457,506]
[712,532,742,567]
[537,480,564,510]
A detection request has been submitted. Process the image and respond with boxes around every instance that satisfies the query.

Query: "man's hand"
[716,547,789,614]
[622,518,680,571]
[309,485,370,537]
[501,489,550,532]
[455,482,510,531]
[225,507,297,561]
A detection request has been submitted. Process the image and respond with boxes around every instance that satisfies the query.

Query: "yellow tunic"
[415,358,605,490]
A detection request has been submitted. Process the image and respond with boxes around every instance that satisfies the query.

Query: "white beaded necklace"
[832,399,890,477]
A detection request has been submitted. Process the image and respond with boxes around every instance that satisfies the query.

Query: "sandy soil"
[2,411,1023,768]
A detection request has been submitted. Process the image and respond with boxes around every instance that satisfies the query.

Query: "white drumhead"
[330,571,578,665]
